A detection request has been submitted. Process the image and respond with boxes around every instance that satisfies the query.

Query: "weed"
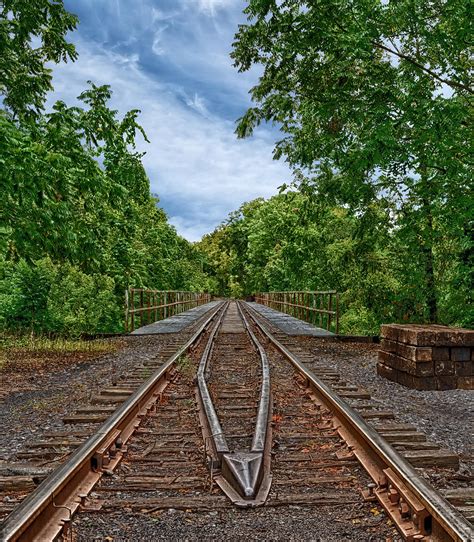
[0,334,116,353]
[177,354,195,379]
[141,367,152,379]
[183,398,194,408]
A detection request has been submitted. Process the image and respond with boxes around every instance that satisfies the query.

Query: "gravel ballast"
[301,338,473,462]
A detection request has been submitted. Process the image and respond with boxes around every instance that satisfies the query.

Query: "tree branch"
[373,42,473,95]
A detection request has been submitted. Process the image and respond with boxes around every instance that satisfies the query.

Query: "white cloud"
[151,25,169,56]
[195,0,235,16]
[47,6,290,242]
[48,40,289,240]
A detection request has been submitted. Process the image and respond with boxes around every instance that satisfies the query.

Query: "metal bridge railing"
[254,291,339,334]
[125,289,211,332]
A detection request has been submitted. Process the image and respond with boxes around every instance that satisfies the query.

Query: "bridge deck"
[130,301,221,334]
[248,302,333,336]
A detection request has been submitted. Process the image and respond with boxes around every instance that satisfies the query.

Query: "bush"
[47,266,121,335]
[0,258,122,335]
[0,258,56,331]
[339,303,379,335]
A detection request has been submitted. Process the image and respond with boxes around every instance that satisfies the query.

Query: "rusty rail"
[0,302,225,542]
[124,289,211,332]
[242,302,473,542]
[254,291,339,334]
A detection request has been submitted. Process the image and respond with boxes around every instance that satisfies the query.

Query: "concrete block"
[397,371,437,391]
[380,324,474,346]
[455,361,473,377]
[432,347,450,361]
[380,339,432,361]
[457,376,474,390]
[376,363,398,383]
[437,376,458,391]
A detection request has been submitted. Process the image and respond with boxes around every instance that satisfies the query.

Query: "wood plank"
[402,449,459,468]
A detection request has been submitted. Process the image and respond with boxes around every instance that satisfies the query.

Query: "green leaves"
[232,0,473,325]
[0,0,78,119]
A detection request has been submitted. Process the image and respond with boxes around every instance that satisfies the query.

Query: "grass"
[0,333,117,353]
[177,354,195,379]
[0,333,120,372]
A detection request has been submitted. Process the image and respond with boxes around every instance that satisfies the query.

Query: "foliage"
[0,334,116,353]
[232,0,473,324]
[0,0,78,119]
[0,2,210,335]
[0,258,116,334]
[199,192,472,333]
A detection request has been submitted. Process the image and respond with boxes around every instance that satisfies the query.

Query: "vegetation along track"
[1,301,472,541]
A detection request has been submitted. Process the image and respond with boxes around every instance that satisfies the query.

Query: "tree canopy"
[231,0,473,324]
[0,1,212,334]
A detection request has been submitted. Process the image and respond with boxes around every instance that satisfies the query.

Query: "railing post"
[124,288,129,333]
[147,290,151,324]
[327,293,332,332]
[139,290,144,327]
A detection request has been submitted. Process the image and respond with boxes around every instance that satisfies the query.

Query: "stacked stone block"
[377,324,473,390]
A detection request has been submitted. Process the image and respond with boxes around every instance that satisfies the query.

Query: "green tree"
[0,3,212,334]
[0,0,78,119]
[232,0,473,323]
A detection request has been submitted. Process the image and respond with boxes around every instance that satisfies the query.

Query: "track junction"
[0,300,473,541]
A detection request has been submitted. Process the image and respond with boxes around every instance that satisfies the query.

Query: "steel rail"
[236,302,270,454]
[196,302,272,502]
[196,302,230,455]
[0,301,226,542]
[242,302,473,542]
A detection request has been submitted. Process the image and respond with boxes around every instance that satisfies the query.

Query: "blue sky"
[48,0,291,241]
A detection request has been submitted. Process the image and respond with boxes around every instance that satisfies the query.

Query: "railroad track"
[0,301,472,541]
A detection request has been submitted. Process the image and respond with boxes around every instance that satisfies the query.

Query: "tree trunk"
[420,167,438,323]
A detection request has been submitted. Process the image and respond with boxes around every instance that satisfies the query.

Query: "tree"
[0,2,212,334]
[0,0,78,119]
[232,0,473,323]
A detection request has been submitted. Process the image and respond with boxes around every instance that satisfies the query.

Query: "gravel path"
[75,504,400,541]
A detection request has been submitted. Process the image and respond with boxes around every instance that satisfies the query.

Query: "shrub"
[0,258,56,331]
[339,303,379,335]
[0,258,122,335]
[47,266,121,334]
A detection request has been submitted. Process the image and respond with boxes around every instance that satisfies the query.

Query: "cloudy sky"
[48,0,291,241]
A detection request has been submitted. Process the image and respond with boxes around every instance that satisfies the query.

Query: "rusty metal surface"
[0,302,225,542]
[242,301,474,542]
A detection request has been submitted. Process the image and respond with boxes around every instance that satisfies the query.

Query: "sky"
[47,0,291,241]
